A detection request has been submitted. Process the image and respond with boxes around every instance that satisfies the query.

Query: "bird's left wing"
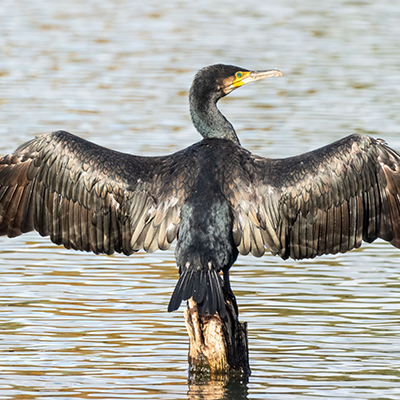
[225,134,400,260]
[0,131,195,255]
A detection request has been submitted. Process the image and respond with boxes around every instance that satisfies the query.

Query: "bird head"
[189,64,282,142]
[190,64,282,103]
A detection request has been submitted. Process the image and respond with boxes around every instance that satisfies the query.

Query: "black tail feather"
[168,267,226,317]
[192,269,206,304]
[182,270,194,300]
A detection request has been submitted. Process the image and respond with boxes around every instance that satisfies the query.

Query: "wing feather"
[0,131,194,255]
[250,224,264,257]
[225,134,400,260]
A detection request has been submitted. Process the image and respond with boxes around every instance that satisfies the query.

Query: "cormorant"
[1,64,400,317]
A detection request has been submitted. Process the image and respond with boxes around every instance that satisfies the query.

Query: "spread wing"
[0,131,196,255]
[225,134,400,259]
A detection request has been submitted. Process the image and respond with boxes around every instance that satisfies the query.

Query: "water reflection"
[188,380,249,400]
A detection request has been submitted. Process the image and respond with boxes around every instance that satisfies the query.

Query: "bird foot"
[222,285,239,318]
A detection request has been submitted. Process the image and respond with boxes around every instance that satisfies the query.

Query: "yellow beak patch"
[232,71,252,87]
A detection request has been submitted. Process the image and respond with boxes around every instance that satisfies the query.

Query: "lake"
[1,0,400,399]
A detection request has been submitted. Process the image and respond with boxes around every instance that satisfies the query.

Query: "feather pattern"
[2,128,400,318]
[225,134,400,260]
[0,131,194,255]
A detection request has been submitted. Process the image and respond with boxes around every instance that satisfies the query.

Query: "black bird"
[1,64,400,317]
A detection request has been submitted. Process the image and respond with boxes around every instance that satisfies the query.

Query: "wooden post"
[184,292,250,379]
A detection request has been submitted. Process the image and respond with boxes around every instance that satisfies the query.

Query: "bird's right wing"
[225,134,400,260]
[0,131,196,255]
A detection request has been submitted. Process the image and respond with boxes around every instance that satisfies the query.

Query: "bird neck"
[189,91,240,144]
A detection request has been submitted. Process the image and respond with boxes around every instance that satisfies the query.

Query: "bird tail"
[168,264,226,317]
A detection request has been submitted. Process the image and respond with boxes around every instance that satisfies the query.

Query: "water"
[1,0,400,398]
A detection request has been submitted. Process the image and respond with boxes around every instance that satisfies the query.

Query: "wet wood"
[184,294,250,379]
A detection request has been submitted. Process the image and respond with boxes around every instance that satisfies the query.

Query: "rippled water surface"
[1,0,400,399]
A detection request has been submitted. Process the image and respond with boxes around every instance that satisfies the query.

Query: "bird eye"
[236,72,242,78]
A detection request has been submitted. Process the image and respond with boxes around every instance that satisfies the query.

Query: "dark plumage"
[1,64,400,317]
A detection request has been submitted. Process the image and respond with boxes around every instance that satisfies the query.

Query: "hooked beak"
[232,69,283,88]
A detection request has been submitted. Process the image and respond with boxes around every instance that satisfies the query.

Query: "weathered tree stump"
[184,292,250,379]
